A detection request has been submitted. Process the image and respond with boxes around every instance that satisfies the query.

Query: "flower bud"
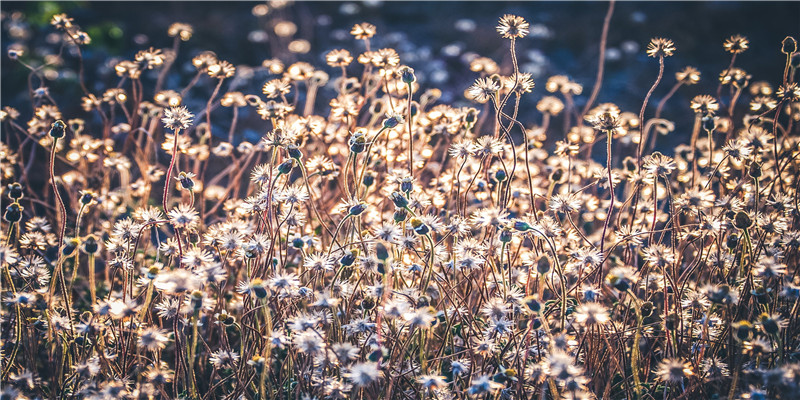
[4,202,23,223]
[81,235,99,254]
[733,211,752,230]
[748,161,762,179]
[390,191,409,208]
[400,177,414,193]
[286,144,303,160]
[513,220,531,232]
[393,208,408,222]
[400,66,416,84]
[375,242,389,261]
[409,217,429,235]
[499,227,512,243]
[49,120,66,139]
[348,202,368,216]
[362,171,374,187]
[277,159,294,175]
[349,132,367,153]
[536,255,551,274]
[7,183,23,200]
[494,169,507,183]
[340,249,359,267]
[782,36,797,55]
[383,113,404,129]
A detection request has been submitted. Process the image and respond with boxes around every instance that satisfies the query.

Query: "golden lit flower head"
[719,68,750,87]
[690,95,719,115]
[162,106,194,131]
[545,75,582,95]
[221,92,247,108]
[469,57,499,75]
[351,22,376,40]
[51,14,73,30]
[168,23,193,41]
[777,82,800,102]
[155,90,182,107]
[135,48,165,69]
[676,66,700,85]
[723,34,749,54]
[496,14,529,39]
[585,108,621,132]
[536,96,565,115]
[326,49,353,67]
[646,38,676,58]
[468,77,500,104]
[192,51,218,70]
[207,60,236,79]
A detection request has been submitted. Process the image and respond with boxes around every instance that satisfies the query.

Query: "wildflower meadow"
[1,2,799,399]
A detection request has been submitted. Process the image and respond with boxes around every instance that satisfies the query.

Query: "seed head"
[723,34,749,54]
[161,106,194,131]
[646,37,676,58]
[496,14,530,39]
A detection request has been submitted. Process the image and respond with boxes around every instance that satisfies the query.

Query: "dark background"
[2,1,799,146]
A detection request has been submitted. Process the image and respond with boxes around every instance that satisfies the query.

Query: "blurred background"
[2,1,799,146]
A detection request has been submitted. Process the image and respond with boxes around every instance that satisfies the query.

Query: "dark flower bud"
[81,235,99,254]
[530,318,542,330]
[349,132,367,153]
[410,217,429,235]
[549,168,564,183]
[348,202,368,216]
[286,144,303,160]
[147,266,160,280]
[499,227,512,243]
[4,202,23,223]
[465,108,477,124]
[513,220,530,232]
[383,113,403,129]
[375,242,389,261]
[641,301,654,318]
[277,159,294,175]
[494,169,507,183]
[702,116,715,132]
[177,172,195,190]
[249,279,268,299]
[524,296,541,314]
[393,208,408,222]
[782,36,797,55]
[748,161,762,179]
[218,311,236,326]
[360,297,375,311]
[79,191,95,205]
[7,183,23,200]
[726,233,739,250]
[62,237,80,257]
[733,320,753,342]
[49,119,66,139]
[390,191,409,208]
[759,313,780,335]
[362,172,374,187]
[340,249,358,267]
[409,102,418,117]
[400,66,416,84]
[416,296,430,308]
[291,237,305,249]
[400,177,414,193]
[367,347,386,362]
[733,211,752,230]
[536,255,551,274]
[190,290,204,310]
